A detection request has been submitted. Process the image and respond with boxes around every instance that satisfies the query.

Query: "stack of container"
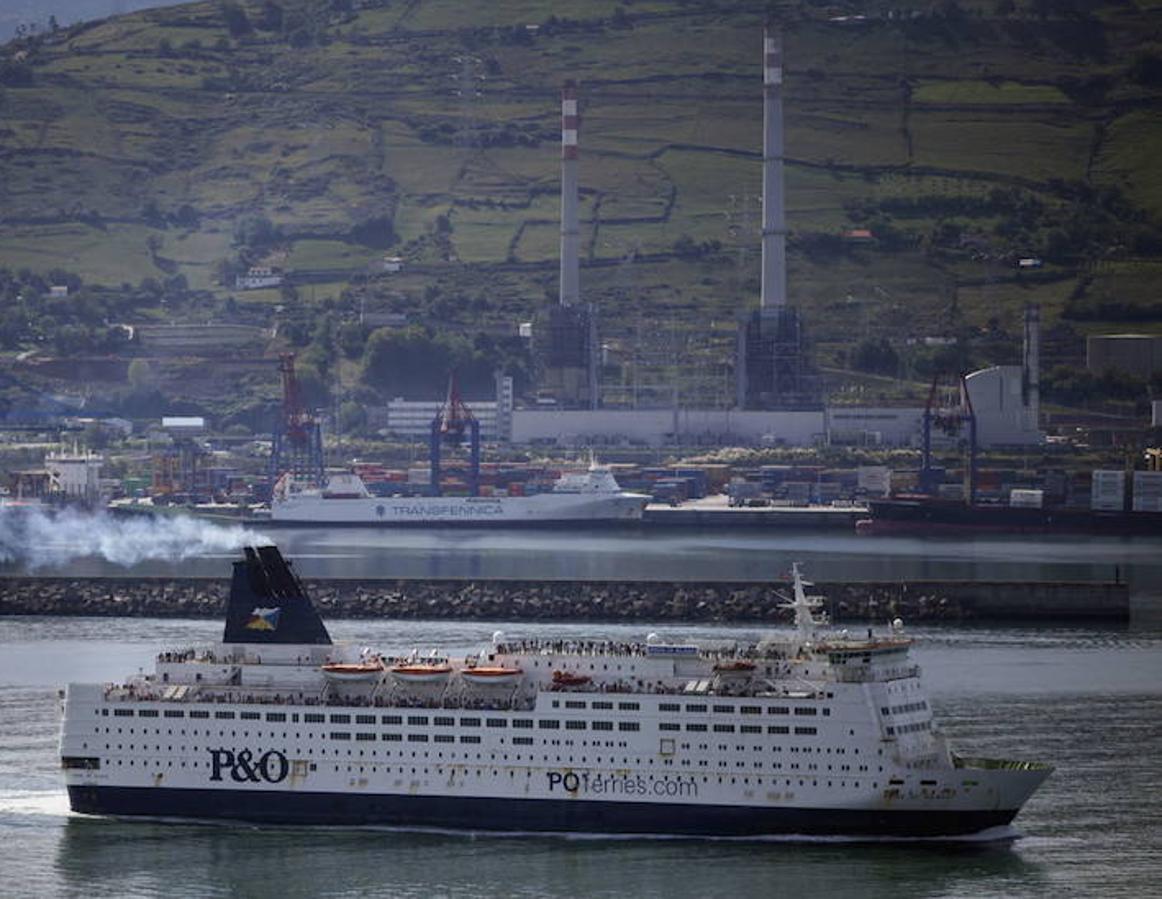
[1132,471,1162,512]
[1091,470,1126,511]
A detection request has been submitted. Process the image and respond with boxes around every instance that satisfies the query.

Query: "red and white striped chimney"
[559,80,580,307]
[761,27,787,310]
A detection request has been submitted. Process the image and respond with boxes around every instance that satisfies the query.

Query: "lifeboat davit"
[552,670,592,688]
[322,660,385,683]
[713,659,756,677]
[390,662,453,684]
[461,666,524,687]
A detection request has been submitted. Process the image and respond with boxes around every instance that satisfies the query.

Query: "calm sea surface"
[8,525,1162,588]
[2,529,1162,897]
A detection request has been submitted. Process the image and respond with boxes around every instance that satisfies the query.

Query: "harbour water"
[7,524,1162,588]
[2,526,1162,896]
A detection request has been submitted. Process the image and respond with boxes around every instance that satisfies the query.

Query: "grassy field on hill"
[1,0,1161,416]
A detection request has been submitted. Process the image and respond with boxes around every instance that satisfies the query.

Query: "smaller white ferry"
[60,547,1052,838]
[268,462,649,526]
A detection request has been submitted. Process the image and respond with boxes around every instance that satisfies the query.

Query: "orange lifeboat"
[389,662,453,684]
[712,659,756,677]
[552,670,592,688]
[321,660,385,683]
[461,666,524,687]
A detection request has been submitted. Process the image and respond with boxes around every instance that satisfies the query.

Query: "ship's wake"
[0,506,269,569]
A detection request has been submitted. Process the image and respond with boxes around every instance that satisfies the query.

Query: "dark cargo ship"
[857,497,1162,537]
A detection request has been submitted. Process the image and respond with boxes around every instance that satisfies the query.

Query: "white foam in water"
[0,789,72,819]
[0,506,270,569]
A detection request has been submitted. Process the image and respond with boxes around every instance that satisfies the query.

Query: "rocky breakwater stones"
[3,577,1096,622]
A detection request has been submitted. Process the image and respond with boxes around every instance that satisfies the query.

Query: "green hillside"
[1,0,1162,415]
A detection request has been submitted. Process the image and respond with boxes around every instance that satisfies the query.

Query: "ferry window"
[713,724,735,733]
[740,706,761,715]
[592,722,613,731]
[214,711,235,720]
[618,702,640,711]
[685,724,707,732]
[330,732,351,741]
[330,714,352,724]
[435,735,455,743]
[565,701,586,709]
[189,711,209,719]
[565,721,586,730]
[487,719,507,728]
[163,710,184,718]
[659,703,680,712]
[741,725,762,734]
[795,726,818,735]
[767,707,789,716]
[407,734,428,743]
[713,705,734,714]
[138,710,158,718]
[823,709,831,717]
[305,713,325,723]
[357,714,377,725]
[659,723,680,732]
[461,736,482,744]
[356,733,376,742]
[434,716,455,726]
[382,734,402,742]
[592,701,613,710]
[538,720,560,730]
[685,704,707,713]
[460,717,481,727]
[794,707,817,716]
[407,716,429,726]
[381,715,402,725]
[114,709,134,717]
[768,725,789,734]
[266,713,287,722]
[513,719,533,729]
[513,737,533,746]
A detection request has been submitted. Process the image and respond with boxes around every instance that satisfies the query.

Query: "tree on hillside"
[361,326,501,399]
[220,2,253,38]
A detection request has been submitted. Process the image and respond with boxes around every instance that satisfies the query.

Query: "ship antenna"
[776,562,827,644]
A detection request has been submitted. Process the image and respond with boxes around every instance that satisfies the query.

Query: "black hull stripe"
[68,786,1016,838]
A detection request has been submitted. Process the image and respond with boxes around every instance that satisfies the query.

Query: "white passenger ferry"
[268,464,649,526]
[60,547,1051,837]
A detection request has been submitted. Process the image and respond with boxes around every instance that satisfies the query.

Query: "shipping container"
[1091,469,1125,510]
[1010,488,1044,509]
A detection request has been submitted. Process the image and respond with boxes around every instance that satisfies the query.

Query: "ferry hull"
[67,785,1018,838]
[268,494,649,527]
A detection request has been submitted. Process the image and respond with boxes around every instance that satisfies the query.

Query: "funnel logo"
[245,606,281,632]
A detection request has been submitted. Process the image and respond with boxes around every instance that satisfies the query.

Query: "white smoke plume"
[0,506,270,569]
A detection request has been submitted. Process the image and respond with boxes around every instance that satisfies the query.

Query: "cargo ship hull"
[858,499,1162,536]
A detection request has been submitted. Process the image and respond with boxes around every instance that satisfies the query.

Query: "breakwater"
[0,577,1128,622]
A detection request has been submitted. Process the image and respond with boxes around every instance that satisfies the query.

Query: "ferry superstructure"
[268,465,649,525]
[60,547,1051,837]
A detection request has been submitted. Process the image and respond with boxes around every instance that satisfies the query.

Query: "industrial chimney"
[559,80,580,307]
[1023,303,1041,431]
[760,26,787,310]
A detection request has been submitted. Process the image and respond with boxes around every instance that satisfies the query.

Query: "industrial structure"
[269,354,324,488]
[537,80,599,409]
[735,26,819,411]
[962,303,1043,447]
[428,373,481,497]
